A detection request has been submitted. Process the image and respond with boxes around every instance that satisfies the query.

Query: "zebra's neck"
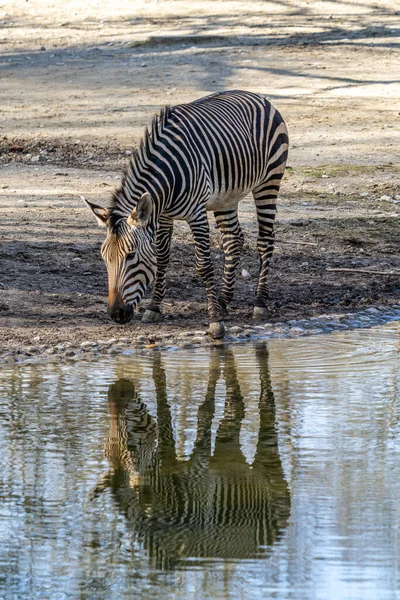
[110,169,168,243]
[110,107,211,241]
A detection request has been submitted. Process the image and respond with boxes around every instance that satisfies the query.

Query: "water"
[0,324,400,600]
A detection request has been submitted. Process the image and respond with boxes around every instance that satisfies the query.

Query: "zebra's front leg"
[188,212,225,339]
[214,208,244,318]
[142,217,173,323]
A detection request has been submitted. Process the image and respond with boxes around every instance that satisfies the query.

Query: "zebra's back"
[167,90,288,210]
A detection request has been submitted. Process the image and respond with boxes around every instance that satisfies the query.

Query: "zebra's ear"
[84,199,109,228]
[128,193,153,228]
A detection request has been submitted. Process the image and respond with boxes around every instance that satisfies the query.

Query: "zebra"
[85,90,289,338]
[95,346,290,569]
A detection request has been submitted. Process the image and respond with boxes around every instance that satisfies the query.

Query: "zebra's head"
[85,193,157,324]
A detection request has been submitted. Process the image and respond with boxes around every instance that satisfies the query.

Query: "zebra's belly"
[206,189,250,212]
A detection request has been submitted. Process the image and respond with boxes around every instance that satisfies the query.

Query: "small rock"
[229,326,243,334]
[25,346,39,355]
[80,341,92,348]
[16,355,28,362]
[301,321,320,330]
[125,150,133,156]
[65,350,76,357]
[31,155,40,163]
[3,356,16,364]
[191,336,206,343]
[341,320,362,328]
[365,307,381,315]
[274,327,289,335]
[241,269,250,279]
[177,332,190,339]
[290,327,305,335]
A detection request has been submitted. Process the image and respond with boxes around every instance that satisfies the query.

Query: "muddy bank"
[1,159,400,354]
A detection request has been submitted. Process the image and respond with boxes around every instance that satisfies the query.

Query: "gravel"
[1,305,399,366]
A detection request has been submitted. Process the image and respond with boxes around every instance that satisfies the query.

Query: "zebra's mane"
[109,105,172,228]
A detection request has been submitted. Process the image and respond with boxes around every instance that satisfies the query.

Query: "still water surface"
[0,325,399,599]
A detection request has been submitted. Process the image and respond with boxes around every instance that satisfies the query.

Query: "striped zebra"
[98,347,290,569]
[85,90,289,338]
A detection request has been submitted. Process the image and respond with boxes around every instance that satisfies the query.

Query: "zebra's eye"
[126,252,136,260]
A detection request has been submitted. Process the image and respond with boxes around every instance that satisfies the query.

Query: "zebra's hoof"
[252,306,269,321]
[209,321,225,339]
[142,309,162,323]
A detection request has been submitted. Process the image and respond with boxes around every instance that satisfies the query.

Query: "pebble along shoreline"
[1,305,400,366]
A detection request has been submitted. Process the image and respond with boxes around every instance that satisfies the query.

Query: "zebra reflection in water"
[99,346,290,569]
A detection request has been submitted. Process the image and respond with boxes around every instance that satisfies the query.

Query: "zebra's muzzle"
[108,301,133,324]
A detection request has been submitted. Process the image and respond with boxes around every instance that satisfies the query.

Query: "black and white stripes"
[101,347,291,568]
[85,90,289,336]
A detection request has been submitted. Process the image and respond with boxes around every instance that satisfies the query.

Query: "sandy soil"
[0,0,399,351]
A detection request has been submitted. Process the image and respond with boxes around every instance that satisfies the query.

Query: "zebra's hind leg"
[214,209,244,318]
[188,212,225,339]
[142,217,173,324]
[252,174,283,320]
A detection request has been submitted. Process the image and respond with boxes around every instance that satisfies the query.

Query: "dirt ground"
[0,0,399,351]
